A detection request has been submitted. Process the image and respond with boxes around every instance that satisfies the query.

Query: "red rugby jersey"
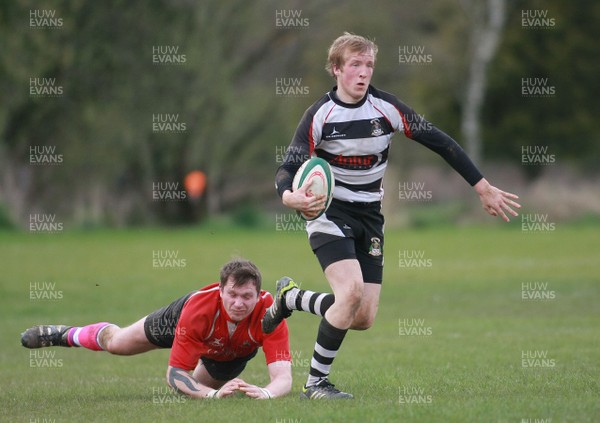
[168,283,291,371]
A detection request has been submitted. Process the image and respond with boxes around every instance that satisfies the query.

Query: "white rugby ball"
[292,157,335,221]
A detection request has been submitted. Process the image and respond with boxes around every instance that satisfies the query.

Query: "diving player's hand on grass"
[237,381,273,399]
[474,178,521,222]
[282,177,326,220]
[214,378,245,398]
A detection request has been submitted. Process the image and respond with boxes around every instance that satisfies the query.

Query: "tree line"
[0,0,597,227]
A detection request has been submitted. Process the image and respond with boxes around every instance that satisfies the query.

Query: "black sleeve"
[275,103,318,198]
[410,123,483,186]
[393,96,483,186]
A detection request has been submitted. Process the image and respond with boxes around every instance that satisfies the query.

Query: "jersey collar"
[329,85,370,108]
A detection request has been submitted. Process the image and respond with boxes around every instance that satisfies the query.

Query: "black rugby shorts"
[307,199,384,284]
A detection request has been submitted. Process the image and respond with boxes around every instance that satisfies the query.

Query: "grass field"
[1,222,599,423]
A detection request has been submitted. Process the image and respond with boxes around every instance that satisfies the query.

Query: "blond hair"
[326,32,378,78]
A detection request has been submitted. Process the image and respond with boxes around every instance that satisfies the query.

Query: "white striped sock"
[300,290,314,311]
[72,327,83,347]
[285,287,300,310]
[313,293,328,316]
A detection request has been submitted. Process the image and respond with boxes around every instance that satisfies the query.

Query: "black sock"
[306,317,347,386]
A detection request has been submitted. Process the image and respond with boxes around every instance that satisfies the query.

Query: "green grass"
[1,223,599,422]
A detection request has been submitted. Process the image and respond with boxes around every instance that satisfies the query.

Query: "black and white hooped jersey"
[276,85,483,203]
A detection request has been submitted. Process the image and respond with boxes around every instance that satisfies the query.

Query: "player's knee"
[341,281,363,310]
[351,314,375,330]
[103,337,123,354]
[350,303,378,330]
[101,327,131,355]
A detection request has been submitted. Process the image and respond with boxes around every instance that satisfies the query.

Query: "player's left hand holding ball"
[282,178,326,220]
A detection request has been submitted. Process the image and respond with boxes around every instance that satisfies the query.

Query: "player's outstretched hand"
[474,178,521,222]
[237,381,273,399]
[282,177,326,219]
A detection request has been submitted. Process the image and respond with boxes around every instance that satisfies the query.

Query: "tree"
[0,0,318,226]
[482,0,600,175]
[459,0,507,164]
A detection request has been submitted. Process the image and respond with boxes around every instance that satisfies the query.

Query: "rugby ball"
[292,157,335,221]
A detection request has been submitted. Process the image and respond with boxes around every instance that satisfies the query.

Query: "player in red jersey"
[21,259,292,399]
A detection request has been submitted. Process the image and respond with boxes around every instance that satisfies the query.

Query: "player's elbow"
[165,366,176,389]
[165,369,171,388]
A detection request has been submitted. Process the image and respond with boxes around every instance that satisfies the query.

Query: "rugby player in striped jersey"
[263,32,520,400]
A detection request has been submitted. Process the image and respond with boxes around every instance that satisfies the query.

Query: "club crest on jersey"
[369,237,382,256]
[370,119,383,137]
